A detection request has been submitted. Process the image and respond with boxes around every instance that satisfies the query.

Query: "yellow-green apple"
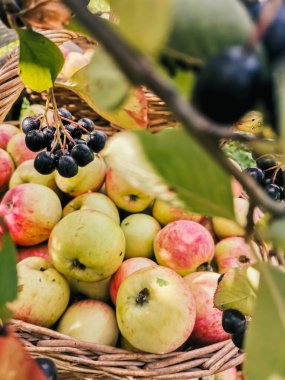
[61,52,89,79]
[121,214,161,259]
[63,192,120,224]
[116,266,196,354]
[212,198,249,238]
[215,237,260,274]
[55,154,106,196]
[154,220,215,276]
[105,168,154,212]
[6,133,38,166]
[184,272,230,345]
[17,243,49,263]
[9,257,70,327]
[0,149,14,193]
[66,276,111,302]
[109,257,157,305]
[49,209,125,282]
[215,367,238,380]
[152,199,204,226]
[0,123,20,150]
[20,104,54,127]
[9,159,60,195]
[57,300,119,346]
[229,159,243,198]
[0,183,62,246]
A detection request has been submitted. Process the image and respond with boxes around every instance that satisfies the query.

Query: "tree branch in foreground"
[62,0,285,218]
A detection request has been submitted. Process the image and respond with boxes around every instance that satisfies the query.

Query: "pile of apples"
[0,110,257,380]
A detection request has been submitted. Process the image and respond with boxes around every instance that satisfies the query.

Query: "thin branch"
[62,0,285,217]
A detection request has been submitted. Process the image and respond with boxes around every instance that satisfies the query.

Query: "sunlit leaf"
[245,263,285,380]
[111,0,172,55]
[214,266,259,316]
[18,28,64,92]
[88,0,110,13]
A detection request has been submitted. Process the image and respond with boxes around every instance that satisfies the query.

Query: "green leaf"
[138,129,234,218]
[18,28,64,92]
[88,0,110,13]
[83,47,130,111]
[0,233,17,319]
[258,217,285,251]
[214,266,259,316]
[222,140,256,170]
[111,0,172,55]
[245,263,285,380]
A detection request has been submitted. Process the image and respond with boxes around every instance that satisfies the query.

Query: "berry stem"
[58,115,91,134]
[50,88,64,151]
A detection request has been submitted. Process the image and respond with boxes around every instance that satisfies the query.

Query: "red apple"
[154,220,215,276]
[109,257,157,305]
[6,133,38,167]
[17,243,49,263]
[0,149,14,193]
[215,237,259,274]
[57,300,119,346]
[184,272,230,345]
[0,184,62,246]
[0,123,20,150]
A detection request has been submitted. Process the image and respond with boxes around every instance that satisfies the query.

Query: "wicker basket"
[0,29,179,134]
[0,29,244,379]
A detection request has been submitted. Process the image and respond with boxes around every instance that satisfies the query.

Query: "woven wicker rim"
[12,319,244,380]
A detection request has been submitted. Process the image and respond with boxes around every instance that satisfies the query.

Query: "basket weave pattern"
[12,319,244,380]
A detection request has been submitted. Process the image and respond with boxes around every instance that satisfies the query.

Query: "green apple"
[49,209,125,282]
[116,266,196,354]
[66,276,111,302]
[9,257,70,327]
[105,168,154,212]
[212,198,249,238]
[9,159,60,195]
[121,214,161,259]
[55,154,106,196]
[63,192,120,224]
[57,300,119,346]
[152,199,204,226]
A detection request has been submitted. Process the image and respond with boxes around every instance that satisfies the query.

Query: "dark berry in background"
[222,309,246,335]
[34,152,56,175]
[58,108,73,124]
[244,167,264,186]
[86,131,108,152]
[78,118,95,132]
[22,116,40,135]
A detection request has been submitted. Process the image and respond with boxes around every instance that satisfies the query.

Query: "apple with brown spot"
[0,183,62,246]
[154,220,215,276]
[215,237,259,274]
[109,257,157,305]
[184,272,230,345]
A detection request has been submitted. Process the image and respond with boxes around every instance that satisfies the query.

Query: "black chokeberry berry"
[21,116,40,134]
[86,131,107,152]
[34,152,56,174]
[192,46,263,124]
[78,118,95,132]
[244,167,264,186]
[232,329,246,350]
[58,108,73,125]
[71,144,94,167]
[54,149,70,161]
[68,139,86,151]
[35,357,59,380]
[263,5,285,62]
[222,309,246,334]
[57,156,78,178]
[42,126,55,144]
[256,154,277,172]
[46,139,61,152]
[25,130,46,152]
[265,184,283,201]
[272,168,284,187]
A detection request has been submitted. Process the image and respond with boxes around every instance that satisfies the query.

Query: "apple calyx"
[197,262,213,272]
[238,255,250,263]
[136,288,150,306]
[72,258,86,270]
[129,194,139,202]
[39,267,46,272]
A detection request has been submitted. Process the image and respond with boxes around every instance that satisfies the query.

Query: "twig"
[61,0,285,218]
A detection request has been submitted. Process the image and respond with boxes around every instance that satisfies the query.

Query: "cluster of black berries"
[222,309,247,349]
[244,154,284,201]
[22,108,107,178]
